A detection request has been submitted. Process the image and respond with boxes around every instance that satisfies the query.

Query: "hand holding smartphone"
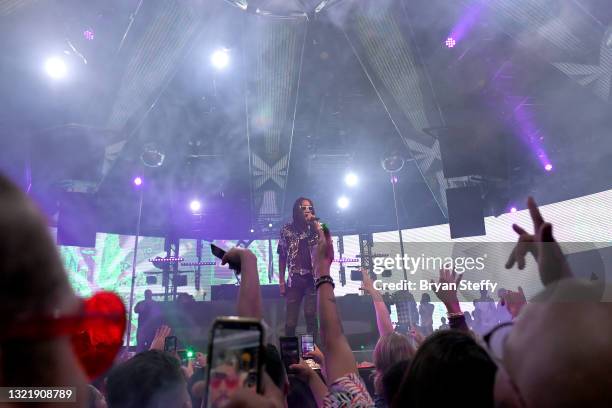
[211,243,241,274]
[205,317,264,408]
[164,336,177,353]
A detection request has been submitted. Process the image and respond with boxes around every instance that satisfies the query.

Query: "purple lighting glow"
[449,3,484,44]
[445,37,456,48]
[133,177,142,186]
[510,207,517,213]
[84,30,94,40]
[544,163,553,172]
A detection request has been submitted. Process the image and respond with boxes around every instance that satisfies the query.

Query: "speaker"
[446,186,486,239]
[57,193,97,247]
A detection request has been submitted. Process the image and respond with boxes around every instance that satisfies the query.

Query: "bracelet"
[447,312,464,319]
[315,276,335,290]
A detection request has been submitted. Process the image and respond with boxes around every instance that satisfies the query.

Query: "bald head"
[502,279,612,406]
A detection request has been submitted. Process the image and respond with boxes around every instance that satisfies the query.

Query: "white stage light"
[44,57,67,79]
[337,196,350,209]
[211,48,229,70]
[344,173,358,187]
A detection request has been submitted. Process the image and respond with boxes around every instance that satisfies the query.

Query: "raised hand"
[501,286,527,318]
[305,345,325,366]
[149,325,171,351]
[359,268,376,295]
[431,269,462,310]
[505,197,572,286]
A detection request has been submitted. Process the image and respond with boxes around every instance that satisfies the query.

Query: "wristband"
[315,275,335,290]
[447,312,464,319]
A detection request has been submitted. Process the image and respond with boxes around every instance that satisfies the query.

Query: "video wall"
[55,188,612,344]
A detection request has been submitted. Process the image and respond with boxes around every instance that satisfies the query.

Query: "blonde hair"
[372,332,414,395]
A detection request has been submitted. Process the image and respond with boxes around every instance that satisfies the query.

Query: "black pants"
[285,273,318,341]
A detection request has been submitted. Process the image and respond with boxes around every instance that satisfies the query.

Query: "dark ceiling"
[0,0,611,239]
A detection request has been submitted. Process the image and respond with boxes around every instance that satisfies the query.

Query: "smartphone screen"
[300,334,314,359]
[164,336,177,353]
[279,336,299,370]
[206,318,263,408]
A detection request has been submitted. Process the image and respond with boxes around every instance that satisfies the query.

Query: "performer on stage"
[278,197,319,340]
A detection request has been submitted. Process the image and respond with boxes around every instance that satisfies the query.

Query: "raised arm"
[360,270,394,336]
[432,269,469,332]
[505,197,572,286]
[223,248,262,319]
[313,224,358,382]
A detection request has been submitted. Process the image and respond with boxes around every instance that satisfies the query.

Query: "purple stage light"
[510,207,517,213]
[133,176,142,186]
[445,37,456,48]
[391,175,398,184]
[544,163,553,172]
[190,200,202,212]
[84,30,94,40]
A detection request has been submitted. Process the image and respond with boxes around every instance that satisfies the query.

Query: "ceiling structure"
[0,0,610,238]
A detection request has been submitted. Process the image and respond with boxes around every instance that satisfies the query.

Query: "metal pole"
[125,186,144,348]
[391,176,408,281]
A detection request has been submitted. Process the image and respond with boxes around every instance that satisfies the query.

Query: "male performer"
[278,197,319,339]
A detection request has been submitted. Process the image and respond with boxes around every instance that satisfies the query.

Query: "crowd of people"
[1,172,611,407]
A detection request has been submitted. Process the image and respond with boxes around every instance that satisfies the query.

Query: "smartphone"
[210,243,241,274]
[164,336,177,353]
[205,317,264,407]
[350,269,363,281]
[279,336,300,371]
[300,334,314,359]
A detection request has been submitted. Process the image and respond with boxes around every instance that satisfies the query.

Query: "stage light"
[445,37,456,48]
[544,163,553,172]
[344,173,358,187]
[133,176,143,186]
[83,30,94,40]
[190,200,202,213]
[337,196,350,209]
[390,175,398,184]
[268,222,273,228]
[44,57,67,79]
[211,48,229,70]
[250,228,255,233]
[510,207,517,213]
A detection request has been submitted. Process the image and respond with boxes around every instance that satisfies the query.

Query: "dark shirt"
[277,223,319,274]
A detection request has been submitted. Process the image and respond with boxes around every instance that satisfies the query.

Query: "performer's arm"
[278,232,287,296]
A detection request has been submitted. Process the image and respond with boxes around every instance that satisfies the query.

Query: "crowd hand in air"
[432,269,462,314]
[182,358,194,380]
[149,325,171,351]
[304,345,325,367]
[505,196,572,286]
[408,326,425,347]
[360,269,377,296]
[500,287,527,318]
